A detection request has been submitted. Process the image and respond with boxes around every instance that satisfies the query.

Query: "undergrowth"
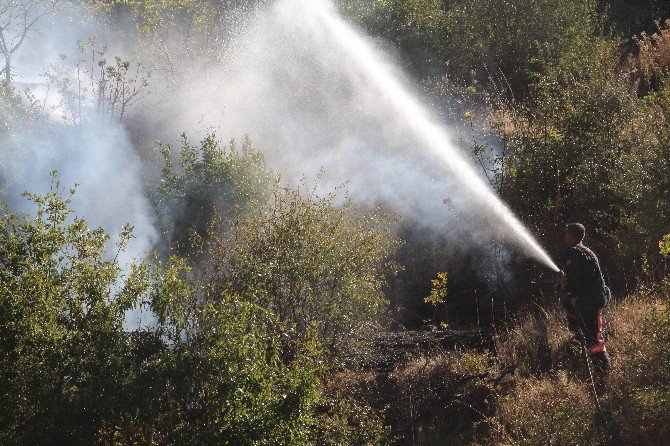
[326,292,670,445]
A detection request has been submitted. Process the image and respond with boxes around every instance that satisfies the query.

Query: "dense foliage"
[0,181,312,444]
[206,184,399,357]
[149,133,272,254]
[0,177,394,445]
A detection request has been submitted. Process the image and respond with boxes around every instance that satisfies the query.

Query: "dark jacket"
[564,243,611,308]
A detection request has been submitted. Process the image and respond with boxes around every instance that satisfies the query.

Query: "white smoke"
[2,0,558,316]
[140,0,558,271]
[0,120,157,268]
[2,4,156,266]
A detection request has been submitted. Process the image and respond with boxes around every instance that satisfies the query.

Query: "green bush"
[105,0,253,79]
[207,183,400,359]
[135,280,325,446]
[0,176,150,444]
[443,0,602,96]
[310,395,389,446]
[0,178,331,445]
[492,35,666,286]
[149,133,272,255]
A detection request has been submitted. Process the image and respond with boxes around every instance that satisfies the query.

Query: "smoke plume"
[2,0,558,303]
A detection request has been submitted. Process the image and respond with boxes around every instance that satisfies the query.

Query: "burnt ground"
[344,328,495,371]
[330,328,518,445]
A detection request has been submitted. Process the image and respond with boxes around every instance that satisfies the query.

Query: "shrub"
[0,178,329,445]
[492,35,663,288]
[105,0,248,81]
[390,350,496,444]
[442,0,603,97]
[605,0,670,36]
[136,284,325,446]
[207,183,400,359]
[0,82,41,190]
[323,349,499,446]
[0,82,40,135]
[310,394,389,446]
[0,176,150,444]
[149,133,272,255]
[42,38,150,124]
[661,235,670,257]
[424,271,448,326]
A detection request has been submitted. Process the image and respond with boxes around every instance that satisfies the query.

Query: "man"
[560,223,612,384]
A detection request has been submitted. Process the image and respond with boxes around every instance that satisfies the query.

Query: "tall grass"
[326,292,670,445]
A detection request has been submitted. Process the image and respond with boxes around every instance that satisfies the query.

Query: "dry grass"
[324,293,670,446]
[605,294,661,361]
[495,308,580,377]
[486,372,605,446]
[388,350,500,445]
[325,349,501,445]
[625,19,670,92]
[603,295,670,446]
[317,370,390,445]
[490,294,670,446]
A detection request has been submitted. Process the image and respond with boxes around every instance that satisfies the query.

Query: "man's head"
[564,223,585,246]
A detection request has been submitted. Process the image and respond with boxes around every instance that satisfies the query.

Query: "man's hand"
[557,270,566,291]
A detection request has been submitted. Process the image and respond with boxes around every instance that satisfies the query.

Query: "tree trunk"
[3,57,10,83]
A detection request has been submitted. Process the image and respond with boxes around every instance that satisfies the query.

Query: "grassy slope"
[326,292,670,445]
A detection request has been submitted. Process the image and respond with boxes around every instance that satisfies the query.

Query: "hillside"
[1,0,669,444]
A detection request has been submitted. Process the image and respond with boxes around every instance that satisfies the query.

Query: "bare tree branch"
[0,0,59,82]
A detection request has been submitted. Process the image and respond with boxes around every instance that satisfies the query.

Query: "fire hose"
[573,293,624,446]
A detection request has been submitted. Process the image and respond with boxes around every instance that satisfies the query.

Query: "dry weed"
[603,295,670,446]
[487,372,606,446]
[626,19,670,92]
[496,309,579,377]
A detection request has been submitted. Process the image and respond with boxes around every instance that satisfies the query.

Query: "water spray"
[305,1,559,272]
[135,0,560,273]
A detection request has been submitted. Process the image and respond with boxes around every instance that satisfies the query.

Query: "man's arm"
[564,247,581,295]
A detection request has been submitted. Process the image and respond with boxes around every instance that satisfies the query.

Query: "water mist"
[312,1,559,272]
[152,0,559,272]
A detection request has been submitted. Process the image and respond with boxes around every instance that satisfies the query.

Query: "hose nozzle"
[555,269,566,289]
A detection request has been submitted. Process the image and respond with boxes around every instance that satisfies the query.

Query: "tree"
[207,183,400,358]
[0,0,58,83]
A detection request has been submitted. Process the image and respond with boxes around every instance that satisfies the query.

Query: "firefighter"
[559,223,612,384]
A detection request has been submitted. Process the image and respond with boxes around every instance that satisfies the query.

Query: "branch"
[9,7,41,54]
[0,31,8,56]
[0,2,14,18]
